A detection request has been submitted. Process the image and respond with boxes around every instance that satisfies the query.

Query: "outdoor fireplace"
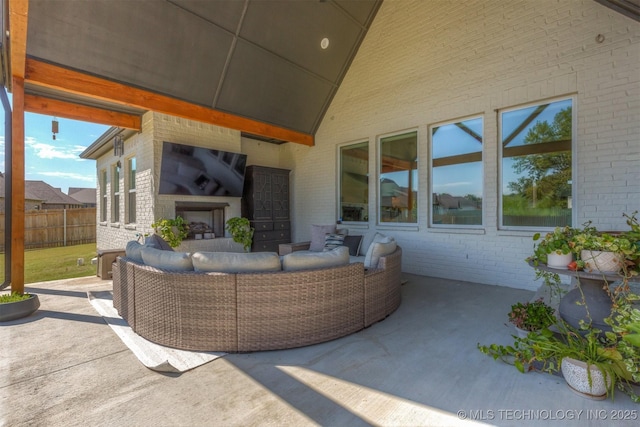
[175,201,228,239]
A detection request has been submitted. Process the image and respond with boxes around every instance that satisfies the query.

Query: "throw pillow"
[310,224,337,251]
[140,247,193,271]
[144,234,175,251]
[360,232,386,256]
[323,233,345,251]
[192,251,281,273]
[364,237,397,268]
[343,235,363,256]
[125,240,144,263]
[282,246,349,271]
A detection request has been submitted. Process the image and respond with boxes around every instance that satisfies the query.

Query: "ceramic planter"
[561,357,612,400]
[0,294,40,322]
[547,253,573,269]
[580,250,623,273]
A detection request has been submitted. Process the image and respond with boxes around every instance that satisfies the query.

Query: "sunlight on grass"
[0,243,98,284]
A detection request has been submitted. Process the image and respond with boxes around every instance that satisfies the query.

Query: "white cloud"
[25,136,79,160]
[37,171,95,183]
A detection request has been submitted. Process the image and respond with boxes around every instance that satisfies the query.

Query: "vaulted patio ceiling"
[2,0,383,145]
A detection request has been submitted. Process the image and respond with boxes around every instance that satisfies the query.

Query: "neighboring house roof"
[68,187,97,205]
[25,181,83,206]
[0,175,44,203]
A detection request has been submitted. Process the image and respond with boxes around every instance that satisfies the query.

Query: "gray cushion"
[310,224,337,251]
[282,246,350,271]
[343,235,363,256]
[360,232,386,256]
[140,247,193,271]
[145,234,174,251]
[364,237,397,268]
[192,251,281,273]
[125,240,144,263]
[323,233,345,251]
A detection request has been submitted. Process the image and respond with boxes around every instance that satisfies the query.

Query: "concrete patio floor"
[1,273,638,427]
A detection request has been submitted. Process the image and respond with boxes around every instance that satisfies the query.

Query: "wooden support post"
[10,76,25,294]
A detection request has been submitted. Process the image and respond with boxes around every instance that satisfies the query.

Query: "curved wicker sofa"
[112,246,402,352]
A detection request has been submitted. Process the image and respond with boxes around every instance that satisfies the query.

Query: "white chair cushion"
[192,251,281,273]
[364,237,397,268]
[140,247,193,271]
[282,246,350,271]
[125,240,144,263]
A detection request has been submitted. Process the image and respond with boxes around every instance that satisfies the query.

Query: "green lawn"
[0,243,99,284]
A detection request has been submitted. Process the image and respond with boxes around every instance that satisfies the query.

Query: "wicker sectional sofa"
[112,245,402,352]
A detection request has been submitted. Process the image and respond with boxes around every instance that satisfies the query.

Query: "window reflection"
[379,131,418,223]
[340,142,369,222]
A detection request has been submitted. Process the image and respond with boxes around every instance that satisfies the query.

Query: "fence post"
[64,209,67,246]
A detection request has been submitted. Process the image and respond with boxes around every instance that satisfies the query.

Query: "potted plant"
[225,217,254,252]
[508,298,556,338]
[531,226,577,269]
[0,292,40,322]
[151,216,188,248]
[571,231,635,274]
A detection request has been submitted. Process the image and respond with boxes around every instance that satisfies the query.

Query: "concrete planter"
[580,250,623,273]
[561,357,612,400]
[0,294,40,322]
[547,253,573,270]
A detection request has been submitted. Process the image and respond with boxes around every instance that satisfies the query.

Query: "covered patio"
[2,274,638,427]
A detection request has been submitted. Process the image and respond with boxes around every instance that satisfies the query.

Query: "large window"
[379,131,418,224]
[431,117,483,226]
[100,169,107,222]
[500,98,573,228]
[339,142,369,222]
[112,162,121,223]
[126,157,136,224]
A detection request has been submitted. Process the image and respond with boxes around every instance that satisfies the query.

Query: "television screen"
[158,142,247,197]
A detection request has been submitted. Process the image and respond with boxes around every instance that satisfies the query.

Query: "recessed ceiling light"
[321,38,329,50]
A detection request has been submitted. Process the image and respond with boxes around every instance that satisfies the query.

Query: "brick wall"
[95,112,289,250]
[290,0,639,290]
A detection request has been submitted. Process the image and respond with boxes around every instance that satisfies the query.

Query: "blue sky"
[0,97,109,193]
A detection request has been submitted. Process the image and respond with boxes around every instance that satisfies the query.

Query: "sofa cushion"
[310,224,337,251]
[343,235,363,256]
[140,246,193,271]
[125,240,145,263]
[192,251,281,273]
[282,246,350,271]
[145,234,174,251]
[364,237,397,268]
[359,232,382,256]
[323,233,345,251]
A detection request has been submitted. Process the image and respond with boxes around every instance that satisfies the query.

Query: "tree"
[508,107,572,209]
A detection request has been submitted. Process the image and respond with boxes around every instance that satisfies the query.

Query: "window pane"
[128,192,136,223]
[127,157,136,223]
[128,158,136,190]
[501,99,572,228]
[100,170,107,222]
[379,131,418,223]
[431,118,483,226]
[340,142,368,222]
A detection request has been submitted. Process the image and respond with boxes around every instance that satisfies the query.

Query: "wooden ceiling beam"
[24,94,142,130]
[8,0,29,81]
[24,58,314,146]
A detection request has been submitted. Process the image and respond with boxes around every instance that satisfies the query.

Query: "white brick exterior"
[96,0,638,291]
[292,0,639,290]
[95,112,288,250]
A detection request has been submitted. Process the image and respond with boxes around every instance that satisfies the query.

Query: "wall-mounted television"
[158,141,247,197]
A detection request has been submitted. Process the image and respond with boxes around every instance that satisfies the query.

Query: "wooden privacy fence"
[0,208,97,251]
